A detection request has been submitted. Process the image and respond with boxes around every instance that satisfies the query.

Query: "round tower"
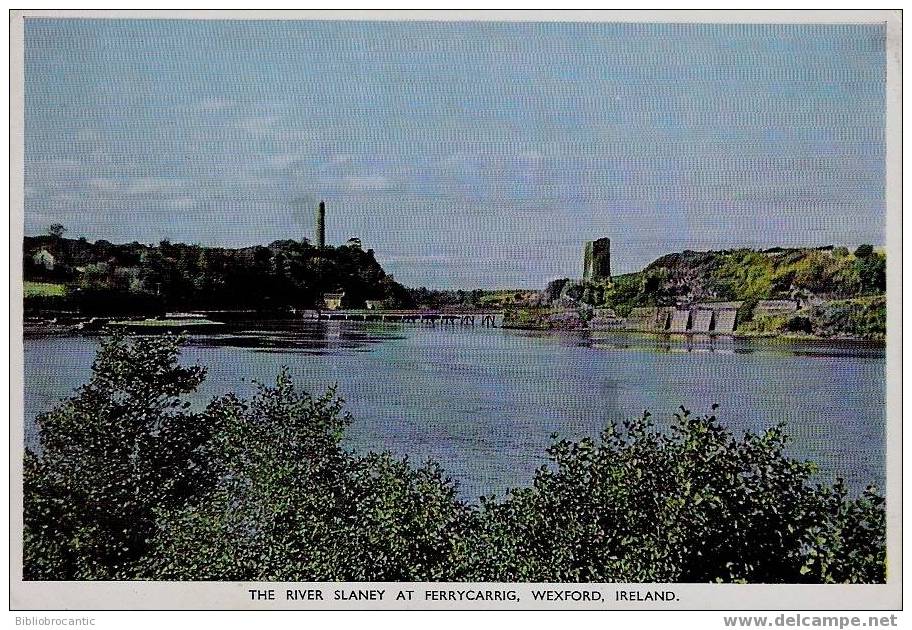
[315,200,326,248]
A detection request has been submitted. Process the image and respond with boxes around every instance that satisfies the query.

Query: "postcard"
[9,9,902,613]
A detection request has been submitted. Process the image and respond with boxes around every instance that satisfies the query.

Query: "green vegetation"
[592,247,885,315]
[477,289,536,307]
[401,287,533,309]
[801,296,886,340]
[502,307,558,329]
[24,233,411,315]
[595,272,648,317]
[25,335,886,583]
[24,335,216,579]
[571,246,886,339]
[737,296,886,340]
[736,314,789,336]
[24,281,66,298]
[24,231,531,315]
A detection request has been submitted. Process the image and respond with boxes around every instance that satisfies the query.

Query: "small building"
[32,249,55,271]
[322,292,345,310]
[365,300,381,310]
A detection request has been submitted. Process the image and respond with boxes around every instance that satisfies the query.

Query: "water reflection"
[589,332,736,355]
[584,330,884,359]
[24,322,886,500]
[188,320,407,355]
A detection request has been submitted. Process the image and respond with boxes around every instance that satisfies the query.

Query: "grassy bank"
[24,281,66,298]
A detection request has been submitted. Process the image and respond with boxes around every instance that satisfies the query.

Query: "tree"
[24,334,229,579]
[48,223,66,238]
[854,244,875,258]
[457,408,885,583]
[855,253,886,294]
[142,371,467,581]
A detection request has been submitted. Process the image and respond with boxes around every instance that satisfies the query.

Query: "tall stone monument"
[315,200,326,248]
[583,237,611,282]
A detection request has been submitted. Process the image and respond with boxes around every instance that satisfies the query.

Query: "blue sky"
[24,19,886,288]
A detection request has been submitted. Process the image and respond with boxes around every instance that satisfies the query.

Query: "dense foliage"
[23,233,529,314]
[739,296,887,340]
[587,246,885,318]
[24,234,410,314]
[24,335,220,578]
[141,374,467,581]
[24,335,886,583]
[459,410,884,583]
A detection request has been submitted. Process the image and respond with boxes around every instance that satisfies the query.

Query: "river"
[23,322,886,500]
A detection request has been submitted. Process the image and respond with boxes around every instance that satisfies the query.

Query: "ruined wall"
[627,307,657,331]
[714,309,737,334]
[690,309,714,333]
[655,307,674,331]
[621,303,740,335]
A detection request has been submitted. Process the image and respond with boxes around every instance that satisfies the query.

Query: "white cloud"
[87,178,119,192]
[265,153,305,169]
[166,197,197,210]
[343,175,393,191]
[124,177,187,194]
[196,98,232,113]
[236,115,281,135]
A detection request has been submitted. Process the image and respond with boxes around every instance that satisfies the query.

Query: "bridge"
[299,309,504,327]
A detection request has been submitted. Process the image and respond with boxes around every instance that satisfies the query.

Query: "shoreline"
[500,323,885,344]
[23,312,885,345]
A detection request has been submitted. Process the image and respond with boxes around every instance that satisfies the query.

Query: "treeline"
[23,233,520,315]
[25,335,886,583]
[24,234,412,314]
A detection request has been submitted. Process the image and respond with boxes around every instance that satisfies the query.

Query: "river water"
[23,322,885,500]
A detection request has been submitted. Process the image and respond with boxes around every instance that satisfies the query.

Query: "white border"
[7,8,903,612]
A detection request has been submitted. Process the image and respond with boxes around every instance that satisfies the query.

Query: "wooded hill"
[23,234,412,314]
[581,245,884,313]
[579,245,886,339]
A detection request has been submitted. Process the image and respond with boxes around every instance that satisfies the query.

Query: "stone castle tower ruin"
[583,238,611,282]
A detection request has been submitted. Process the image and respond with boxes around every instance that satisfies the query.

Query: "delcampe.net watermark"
[723,614,899,628]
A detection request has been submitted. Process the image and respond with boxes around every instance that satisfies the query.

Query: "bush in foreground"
[24,335,886,583]
[457,409,884,583]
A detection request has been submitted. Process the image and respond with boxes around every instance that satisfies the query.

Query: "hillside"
[541,245,886,340]
[589,246,883,310]
[23,235,412,315]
